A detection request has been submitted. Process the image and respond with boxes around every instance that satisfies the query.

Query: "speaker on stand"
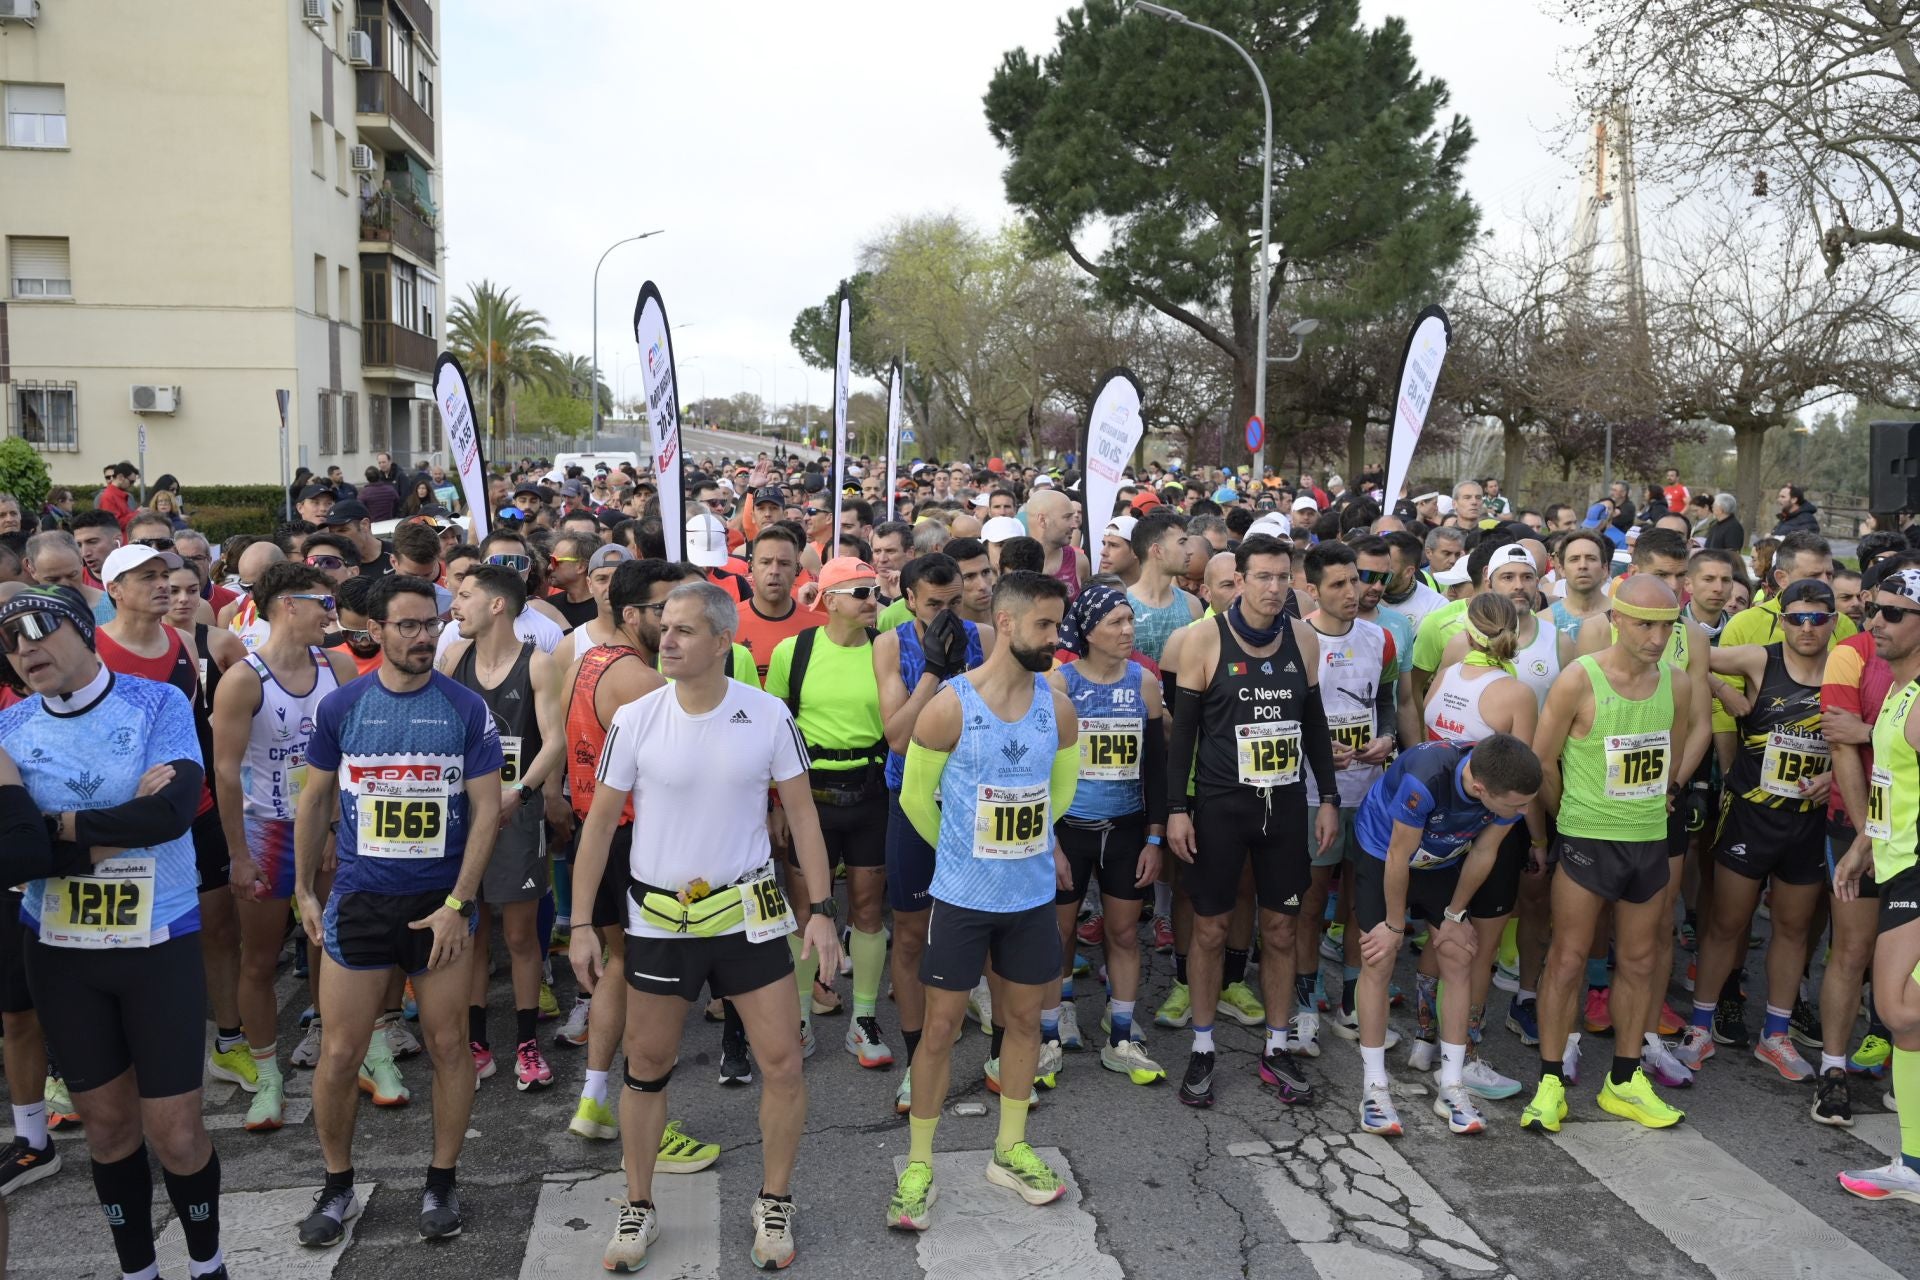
[1869,421,1920,513]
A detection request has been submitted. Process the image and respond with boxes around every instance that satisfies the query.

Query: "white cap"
[1032,474,1056,487]
[101,544,182,583]
[1437,495,1456,516]
[969,491,991,508]
[1485,543,1535,574]
[1105,516,1139,541]
[684,512,729,568]
[1433,562,1472,587]
[982,516,1025,544]
[1247,515,1292,539]
[1291,495,1318,513]
[1413,491,1441,505]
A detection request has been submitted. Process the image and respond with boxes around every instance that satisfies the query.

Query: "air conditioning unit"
[0,0,40,24]
[347,29,373,66]
[349,144,376,172]
[130,385,181,415]
[300,0,326,27]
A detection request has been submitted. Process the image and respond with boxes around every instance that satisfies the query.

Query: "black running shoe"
[419,1185,462,1241]
[1258,1048,1313,1104]
[720,1031,753,1087]
[1812,1067,1854,1129]
[1178,1050,1215,1108]
[298,1184,360,1248]
[1789,996,1822,1049]
[0,1136,60,1195]
[1711,996,1750,1048]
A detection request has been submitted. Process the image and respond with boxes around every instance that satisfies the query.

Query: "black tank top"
[1195,612,1310,795]
[549,592,598,632]
[453,641,541,787]
[1730,642,1826,816]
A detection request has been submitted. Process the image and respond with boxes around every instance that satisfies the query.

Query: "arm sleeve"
[1822,643,1866,714]
[74,761,203,849]
[1142,717,1168,826]
[900,741,949,848]
[1050,744,1079,827]
[1167,686,1202,813]
[0,785,87,883]
[1302,685,1338,800]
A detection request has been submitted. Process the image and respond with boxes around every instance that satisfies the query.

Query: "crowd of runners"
[0,451,1914,1275]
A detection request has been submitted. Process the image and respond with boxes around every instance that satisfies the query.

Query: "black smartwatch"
[810,898,837,921]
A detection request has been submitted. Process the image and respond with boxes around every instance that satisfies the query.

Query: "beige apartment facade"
[0,0,445,489]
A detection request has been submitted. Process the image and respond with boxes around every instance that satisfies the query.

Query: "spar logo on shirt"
[347,762,461,792]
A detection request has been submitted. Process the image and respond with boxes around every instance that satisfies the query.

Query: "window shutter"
[10,237,70,282]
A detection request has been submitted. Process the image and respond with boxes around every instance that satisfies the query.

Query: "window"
[341,391,358,454]
[335,131,347,191]
[13,384,78,451]
[311,115,326,177]
[387,17,415,86]
[338,265,351,321]
[391,260,417,334]
[317,389,335,456]
[369,395,390,452]
[416,401,430,453]
[9,237,71,299]
[5,84,66,149]
[414,66,433,117]
[314,254,328,318]
[416,268,437,338]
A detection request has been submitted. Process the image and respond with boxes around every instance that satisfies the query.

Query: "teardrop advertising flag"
[1077,368,1145,553]
[884,358,903,520]
[831,286,852,538]
[633,281,686,561]
[1383,305,1452,507]
[433,352,489,541]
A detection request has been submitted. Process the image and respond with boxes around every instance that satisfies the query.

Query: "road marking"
[151,1183,375,1279]
[1853,1112,1901,1161]
[1551,1121,1905,1280]
[1233,1130,1503,1277]
[520,1168,719,1278]
[892,1147,1121,1278]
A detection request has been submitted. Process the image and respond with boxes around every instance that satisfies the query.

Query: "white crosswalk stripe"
[521,1169,719,1278]
[890,1147,1121,1278]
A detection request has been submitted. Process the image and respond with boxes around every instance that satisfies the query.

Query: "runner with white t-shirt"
[569,580,842,1274]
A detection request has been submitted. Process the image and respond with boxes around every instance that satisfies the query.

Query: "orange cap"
[818,556,877,591]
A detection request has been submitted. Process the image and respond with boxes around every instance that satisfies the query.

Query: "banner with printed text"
[831,288,851,539]
[1077,368,1144,553]
[884,359,902,520]
[1382,305,1451,506]
[433,353,489,541]
[633,281,686,561]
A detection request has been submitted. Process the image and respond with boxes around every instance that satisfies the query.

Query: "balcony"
[355,69,433,160]
[363,321,435,379]
[359,189,436,265]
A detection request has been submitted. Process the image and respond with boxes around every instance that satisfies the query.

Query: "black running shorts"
[920,899,1057,991]
[624,928,794,1003]
[1558,835,1669,905]
[25,930,205,1097]
[1054,813,1150,906]
[1185,787,1311,918]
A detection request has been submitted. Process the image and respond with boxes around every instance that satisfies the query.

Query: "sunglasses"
[376,617,446,639]
[1356,569,1393,585]
[304,555,345,571]
[703,498,731,510]
[137,537,175,551]
[825,586,878,600]
[1782,611,1833,628]
[0,611,65,653]
[286,593,338,613]
[487,553,533,573]
[1867,601,1920,624]
[550,555,584,565]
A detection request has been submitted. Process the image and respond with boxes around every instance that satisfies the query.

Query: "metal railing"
[355,69,434,157]
[362,321,435,376]
[359,188,436,263]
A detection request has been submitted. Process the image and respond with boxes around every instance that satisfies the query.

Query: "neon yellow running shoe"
[1217,981,1265,1026]
[1154,981,1191,1028]
[1519,1076,1567,1133]
[986,1142,1066,1206]
[1850,1034,1892,1077]
[888,1160,937,1231]
[537,981,560,1021]
[568,1095,618,1140]
[208,1042,260,1093]
[1597,1067,1684,1129]
[656,1119,718,1173]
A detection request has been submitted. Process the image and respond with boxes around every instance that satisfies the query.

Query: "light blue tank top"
[1549,599,1587,641]
[1061,661,1146,821]
[884,617,984,790]
[930,673,1057,913]
[1127,588,1193,663]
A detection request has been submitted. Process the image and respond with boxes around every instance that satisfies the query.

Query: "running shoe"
[1433,1083,1486,1135]
[894,1065,913,1116]
[1100,1039,1166,1085]
[548,924,571,956]
[403,978,418,1021]
[1838,1158,1920,1204]
[603,1200,659,1272]
[1178,1050,1216,1107]
[1036,1040,1064,1089]
[1099,1010,1147,1043]
[1318,931,1345,964]
[1290,1010,1321,1058]
[986,1142,1066,1205]
[1492,961,1519,995]
[289,1021,324,1069]
[1813,1068,1855,1128]
[1154,982,1192,1028]
[245,1075,286,1131]
[1711,996,1750,1047]
[1790,996,1821,1049]
[705,997,726,1023]
[1583,988,1612,1034]
[207,1042,260,1093]
[1675,1025,1715,1069]
[1258,1048,1312,1104]
[1460,1057,1522,1100]
[1596,1068,1684,1128]
[1057,1003,1084,1051]
[983,1056,1041,1101]
[1359,1082,1402,1136]
[721,1031,753,1085]
[1851,1034,1893,1078]
[514,1039,554,1091]
[1678,919,1696,951]
[538,982,560,1022]
[358,1051,410,1107]
[1682,961,1695,993]
[0,1137,60,1195]
[1406,1035,1437,1073]
[471,1042,496,1081]
[1519,1076,1568,1133]
[1328,1008,1402,1048]
[967,981,994,1033]
[297,1184,361,1248]
[800,1021,817,1059]
[1072,952,1092,978]
[1640,1038,1694,1089]
[1506,997,1540,1047]
[811,981,842,1017]
[1656,1003,1684,1037]
[43,1076,77,1130]
[1152,915,1175,954]
[888,1160,937,1231]
[1217,981,1266,1026]
[750,1194,797,1268]
[556,997,591,1048]
[846,1016,894,1068]
[657,1120,719,1174]
[378,1011,423,1060]
[1754,1032,1815,1082]
[568,1095,618,1140]
[1076,913,1105,947]
[419,1185,461,1241]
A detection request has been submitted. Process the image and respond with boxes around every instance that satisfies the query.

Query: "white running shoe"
[1358,1082,1402,1136]
[1407,1036,1438,1073]
[603,1199,659,1271]
[1329,1008,1401,1048]
[290,1020,323,1069]
[1057,1003,1084,1051]
[967,980,994,1033]
[556,997,591,1048]
[1290,1010,1321,1059]
[1564,1032,1582,1086]
[1459,1056,1522,1100]
[378,1012,422,1060]
[1433,1083,1487,1135]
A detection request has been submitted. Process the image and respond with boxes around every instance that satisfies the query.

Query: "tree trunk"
[1229,353,1257,472]
[1347,415,1368,488]
[1502,419,1525,509]
[1732,422,1773,546]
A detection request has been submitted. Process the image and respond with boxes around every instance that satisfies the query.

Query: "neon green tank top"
[1870,678,1920,883]
[1557,654,1673,841]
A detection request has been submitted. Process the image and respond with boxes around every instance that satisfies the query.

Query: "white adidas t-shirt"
[596,680,809,938]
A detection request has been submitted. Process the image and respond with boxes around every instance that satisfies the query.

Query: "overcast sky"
[442,0,1582,408]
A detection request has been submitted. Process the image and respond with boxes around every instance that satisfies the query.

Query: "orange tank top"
[567,644,638,824]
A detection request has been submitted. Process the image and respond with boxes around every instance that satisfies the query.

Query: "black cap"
[1779,578,1837,609]
[321,499,369,526]
[298,483,336,502]
[755,485,786,505]
[512,483,544,500]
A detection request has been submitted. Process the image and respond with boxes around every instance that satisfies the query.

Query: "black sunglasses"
[1867,601,1920,625]
[137,537,176,551]
[1782,610,1833,628]
[1356,568,1393,585]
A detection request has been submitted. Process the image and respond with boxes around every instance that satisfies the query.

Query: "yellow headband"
[1610,588,1680,622]
[1465,621,1495,647]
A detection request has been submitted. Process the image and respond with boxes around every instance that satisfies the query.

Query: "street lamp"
[1129,1,1275,481]
[591,229,666,452]
[1275,317,1319,363]
[784,363,813,453]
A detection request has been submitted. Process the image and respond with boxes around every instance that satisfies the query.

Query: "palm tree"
[557,352,613,417]
[446,280,567,454]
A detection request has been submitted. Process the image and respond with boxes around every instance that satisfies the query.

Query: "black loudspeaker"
[1870,421,1920,512]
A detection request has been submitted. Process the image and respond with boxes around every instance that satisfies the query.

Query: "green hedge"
[66,486,286,544]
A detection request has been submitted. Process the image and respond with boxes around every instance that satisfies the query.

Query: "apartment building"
[0,0,446,487]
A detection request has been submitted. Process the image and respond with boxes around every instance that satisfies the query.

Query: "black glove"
[921,610,964,682]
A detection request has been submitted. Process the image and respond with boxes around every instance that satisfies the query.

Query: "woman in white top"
[1422,593,1538,746]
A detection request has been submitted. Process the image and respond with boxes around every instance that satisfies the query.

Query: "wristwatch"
[445,894,476,919]
[810,898,837,921]
[1442,906,1468,925]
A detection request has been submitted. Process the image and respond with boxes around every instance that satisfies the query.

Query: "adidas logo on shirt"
[730,709,753,724]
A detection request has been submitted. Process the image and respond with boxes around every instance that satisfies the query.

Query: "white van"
[553,451,643,476]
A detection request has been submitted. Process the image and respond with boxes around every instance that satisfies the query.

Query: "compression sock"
[251,1042,281,1085]
[902,1028,922,1065]
[789,933,818,1027]
[1223,947,1249,987]
[1468,1002,1487,1045]
[995,1094,1032,1158]
[990,1023,1006,1060]
[11,1100,46,1148]
[214,1026,244,1054]
[1061,974,1075,1001]
[1586,957,1611,990]
[468,1005,488,1049]
[1342,966,1360,1016]
[582,1069,609,1106]
[1173,952,1188,985]
[1691,1000,1715,1029]
[1360,1044,1389,1089]
[161,1148,221,1271]
[1611,1055,1638,1086]
[850,927,887,1018]
[426,1163,456,1196]
[1109,1000,1135,1046]
[908,1113,938,1166]
[1295,974,1316,1011]
[1192,1024,1215,1054]
[516,1007,538,1045]
[1154,882,1172,918]
[1763,1004,1791,1040]
[1439,1040,1467,1089]
[1896,1048,1920,1174]
[92,1144,157,1277]
[1040,1006,1061,1043]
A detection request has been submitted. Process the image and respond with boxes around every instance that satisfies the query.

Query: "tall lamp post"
[591,229,665,452]
[1130,2,1278,482]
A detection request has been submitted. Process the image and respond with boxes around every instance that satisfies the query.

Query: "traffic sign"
[1245,415,1263,452]
[901,427,917,445]
[137,423,147,453]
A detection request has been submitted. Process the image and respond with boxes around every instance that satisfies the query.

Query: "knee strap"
[623,1063,675,1093]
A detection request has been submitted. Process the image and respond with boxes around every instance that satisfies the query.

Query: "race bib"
[499,735,523,787]
[741,868,796,944]
[1603,730,1669,800]
[1236,720,1301,788]
[1078,716,1142,781]
[1329,710,1373,758]
[358,794,449,859]
[1410,845,1460,870]
[37,857,155,949]
[1759,730,1829,799]
[285,751,308,804]
[1868,765,1893,842]
[973,782,1050,860]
